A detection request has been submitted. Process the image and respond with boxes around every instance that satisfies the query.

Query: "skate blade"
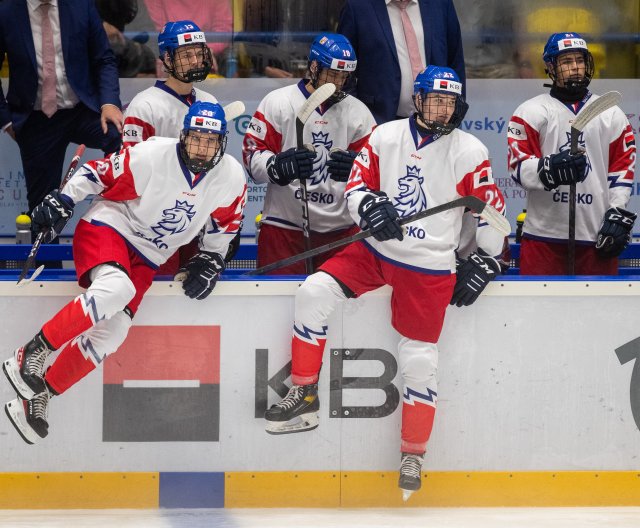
[3,356,36,401]
[265,412,319,435]
[402,489,415,502]
[5,399,39,445]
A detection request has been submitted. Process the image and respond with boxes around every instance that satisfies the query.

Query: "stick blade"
[222,101,245,121]
[460,196,512,236]
[572,91,622,132]
[296,83,336,125]
[16,265,45,288]
[480,205,512,236]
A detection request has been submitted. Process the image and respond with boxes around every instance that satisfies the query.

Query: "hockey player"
[242,33,376,274]
[508,32,636,275]
[123,20,217,148]
[3,102,246,445]
[264,66,506,499]
[122,20,221,275]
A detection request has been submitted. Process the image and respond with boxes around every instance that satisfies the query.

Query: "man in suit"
[338,0,465,124]
[0,0,123,213]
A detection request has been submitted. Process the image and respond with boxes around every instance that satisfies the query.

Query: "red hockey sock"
[44,339,97,395]
[41,296,96,350]
[291,334,326,385]
[401,401,436,454]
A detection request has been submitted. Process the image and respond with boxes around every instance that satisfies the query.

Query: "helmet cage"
[179,130,227,173]
[545,50,594,92]
[162,43,213,83]
[308,61,353,103]
[413,90,468,135]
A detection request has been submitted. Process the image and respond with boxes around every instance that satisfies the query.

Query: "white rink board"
[0,280,639,472]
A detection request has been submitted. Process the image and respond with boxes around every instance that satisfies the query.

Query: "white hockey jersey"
[62,138,246,267]
[122,81,218,148]
[346,118,506,274]
[242,80,376,233]
[508,92,636,243]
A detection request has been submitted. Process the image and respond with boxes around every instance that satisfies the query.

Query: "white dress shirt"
[27,0,79,112]
[386,0,426,118]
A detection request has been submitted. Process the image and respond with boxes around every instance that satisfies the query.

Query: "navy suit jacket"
[338,0,465,124]
[0,0,121,131]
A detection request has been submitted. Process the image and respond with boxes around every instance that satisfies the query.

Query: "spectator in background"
[453,0,533,79]
[143,0,234,74]
[95,0,156,77]
[338,0,465,124]
[0,0,123,215]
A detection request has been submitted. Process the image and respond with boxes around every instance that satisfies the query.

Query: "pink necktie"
[39,1,57,118]
[393,0,425,80]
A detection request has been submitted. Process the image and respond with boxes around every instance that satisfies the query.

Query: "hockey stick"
[567,91,621,274]
[222,100,245,121]
[247,196,511,275]
[17,144,86,287]
[295,82,336,274]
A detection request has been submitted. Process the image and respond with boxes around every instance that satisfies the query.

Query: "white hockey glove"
[450,250,501,307]
[179,252,225,300]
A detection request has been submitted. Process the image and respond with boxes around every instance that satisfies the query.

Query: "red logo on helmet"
[563,39,572,47]
[184,34,192,42]
[195,117,204,126]
[337,61,346,69]
[439,80,449,89]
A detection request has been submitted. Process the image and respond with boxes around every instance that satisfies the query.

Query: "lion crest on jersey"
[308,131,334,186]
[146,200,196,249]
[394,166,427,217]
[560,131,592,178]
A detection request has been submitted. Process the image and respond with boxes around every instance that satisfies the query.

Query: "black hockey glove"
[358,191,404,242]
[537,150,587,191]
[179,252,225,300]
[450,250,501,307]
[30,190,75,243]
[327,148,357,182]
[267,146,316,186]
[595,207,637,258]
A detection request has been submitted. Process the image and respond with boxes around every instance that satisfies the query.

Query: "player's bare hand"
[265,66,293,78]
[4,124,15,141]
[101,105,124,134]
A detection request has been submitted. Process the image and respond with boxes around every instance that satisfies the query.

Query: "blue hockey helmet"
[180,102,228,173]
[158,20,212,82]
[413,65,463,97]
[307,33,357,103]
[308,33,357,72]
[542,32,589,63]
[542,32,593,90]
[412,66,467,135]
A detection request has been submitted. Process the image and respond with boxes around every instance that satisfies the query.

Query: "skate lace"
[25,341,49,377]
[276,385,304,410]
[31,390,50,421]
[400,454,423,479]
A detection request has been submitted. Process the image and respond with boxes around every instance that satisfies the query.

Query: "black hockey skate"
[5,388,51,444]
[3,332,54,400]
[399,452,425,501]
[265,383,319,435]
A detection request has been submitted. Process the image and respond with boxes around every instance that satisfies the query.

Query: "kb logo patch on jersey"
[394,165,427,218]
